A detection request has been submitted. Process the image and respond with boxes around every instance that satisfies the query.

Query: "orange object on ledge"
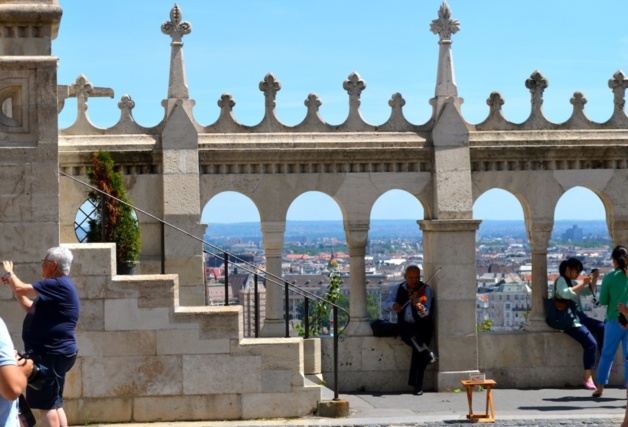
[460,379,497,423]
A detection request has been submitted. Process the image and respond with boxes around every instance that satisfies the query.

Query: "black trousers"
[399,320,433,392]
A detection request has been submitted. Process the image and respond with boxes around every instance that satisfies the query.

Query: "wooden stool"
[461,379,496,423]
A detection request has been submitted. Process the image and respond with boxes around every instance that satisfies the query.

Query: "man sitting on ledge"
[383,265,437,396]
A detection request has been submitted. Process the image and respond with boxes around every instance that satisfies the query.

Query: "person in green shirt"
[593,245,628,398]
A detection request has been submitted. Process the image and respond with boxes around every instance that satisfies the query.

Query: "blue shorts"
[26,353,77,410]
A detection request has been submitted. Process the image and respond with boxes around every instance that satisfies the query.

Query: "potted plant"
[85,150,142,274]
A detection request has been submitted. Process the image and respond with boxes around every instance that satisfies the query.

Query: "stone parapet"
[3,244,321,425]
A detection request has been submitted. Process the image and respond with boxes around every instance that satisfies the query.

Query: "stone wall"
[320,332,626,393]
[0,243,320,424]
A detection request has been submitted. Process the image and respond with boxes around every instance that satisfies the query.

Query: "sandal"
[582,379,596,390]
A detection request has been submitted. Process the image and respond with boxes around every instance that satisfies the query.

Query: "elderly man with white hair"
[2,247,80,427]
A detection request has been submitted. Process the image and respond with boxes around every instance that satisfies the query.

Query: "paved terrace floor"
[88,386,628,427]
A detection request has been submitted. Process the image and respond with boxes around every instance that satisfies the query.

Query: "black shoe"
[413,390,423,396]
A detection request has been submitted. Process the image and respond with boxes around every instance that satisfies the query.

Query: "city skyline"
[55,1,624,223]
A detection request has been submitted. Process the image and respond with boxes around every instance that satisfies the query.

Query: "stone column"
[420,219,481,391]
[161,102,205,306]
[610,219,628,248]
[260,221,286,337]
[160,7,204,306]
[0,3,62,279]
[525,221,553,332]
[344,221,371,336]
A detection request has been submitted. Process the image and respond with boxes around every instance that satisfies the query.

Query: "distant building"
[206,273,266,337]
[562,225,584,242]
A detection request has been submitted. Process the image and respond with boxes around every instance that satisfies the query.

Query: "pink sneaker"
[582,379,596,390]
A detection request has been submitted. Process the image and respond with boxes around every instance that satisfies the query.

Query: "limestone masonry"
[1,0,628,424]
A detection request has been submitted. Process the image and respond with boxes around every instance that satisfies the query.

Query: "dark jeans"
[564,312,604,370]
[26,353,77,410]
[399,321,433,392]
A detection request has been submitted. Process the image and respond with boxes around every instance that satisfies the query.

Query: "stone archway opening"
[201,191,263,329]
[370,189,424,322]
[473,188,529,332]
[550,186,610,324]
[285,191,344,336]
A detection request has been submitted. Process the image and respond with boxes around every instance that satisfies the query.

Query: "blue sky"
[55,1,625,223]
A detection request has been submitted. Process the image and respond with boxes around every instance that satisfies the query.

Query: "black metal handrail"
[60,170,349,400]
[204,246,350,338]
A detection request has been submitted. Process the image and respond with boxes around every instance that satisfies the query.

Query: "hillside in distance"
[203,219,609,243]
[204,219,421,242]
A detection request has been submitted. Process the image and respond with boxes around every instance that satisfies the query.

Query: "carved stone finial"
[569,91,587,110]
[161,4,192,43]
[118,94,135,112]
[525,71,548,94]
[525,70,548,114]
[388,93,406,109]
[217,93,236,112]
[486,92,504,113]
[343,72,366,110]
[68,74,113,117]
[430,1,460,42]
[259,73,281,111]
[304,93,322,113]
[609,70,628,114]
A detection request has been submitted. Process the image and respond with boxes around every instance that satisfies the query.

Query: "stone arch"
[286,190,344,223]
[201,191,262,269]
[473,188,530,331]
[552,185,610,248]
[202,191,261,225]
[370,189,425,221]
[284,191,344,333]
[553,186,608,223]
[368,189,425,322]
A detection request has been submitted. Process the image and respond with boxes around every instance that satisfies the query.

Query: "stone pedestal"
[317,400,349,418]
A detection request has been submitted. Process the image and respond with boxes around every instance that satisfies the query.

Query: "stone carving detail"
[118,94,135,113]
[108,94,154,134]
[255,72,287,132]
[259,73,281,113]
[217,93,235,112]
[209,93,242,132]
[57,3,628,134]
[377,92,421,132]
[161,4,191,43]
[295,93,330,130]
[59,74,114,135]
[609,70,628,116]
[340,72,373,131]
[304,93,322,115]
[525,70,548,117]
[0,25,42,38]
[430,1,460,42]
